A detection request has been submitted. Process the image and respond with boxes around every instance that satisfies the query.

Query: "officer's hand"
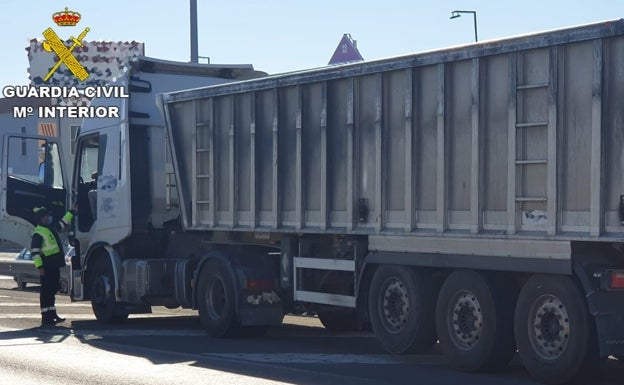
[38,268,45,277]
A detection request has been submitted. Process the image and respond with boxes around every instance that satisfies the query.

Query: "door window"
[5,136,65,224]
[75,135,105,232]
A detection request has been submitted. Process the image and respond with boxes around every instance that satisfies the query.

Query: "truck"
[2,21,624,384]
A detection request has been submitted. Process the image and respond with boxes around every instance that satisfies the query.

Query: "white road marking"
[0,325,205,338]
[0,314,95,319]
[0,336,47,346]
[0,313,195,320]
[202,353,402,365]
[0,302,92,307]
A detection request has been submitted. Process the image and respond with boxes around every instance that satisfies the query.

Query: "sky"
[1,0,624,90]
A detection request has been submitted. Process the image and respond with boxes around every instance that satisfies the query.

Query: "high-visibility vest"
[32,211,73,268]
[33,226,61,268]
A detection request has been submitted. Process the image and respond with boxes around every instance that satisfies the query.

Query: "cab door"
[0,134,66,248]
[72,126,130,246]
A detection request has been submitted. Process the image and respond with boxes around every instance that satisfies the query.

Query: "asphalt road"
[1,250,623,385]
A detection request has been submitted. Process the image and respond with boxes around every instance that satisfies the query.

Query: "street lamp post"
[450,10,478,43]
[190,0,199,63]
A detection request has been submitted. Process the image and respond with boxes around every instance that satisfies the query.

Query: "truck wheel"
[514,275,598,384]
[90,257,129,323]
[368,265,436,354]
[197,260,238,337]
[435,270,515,372]
[318,309,359,332]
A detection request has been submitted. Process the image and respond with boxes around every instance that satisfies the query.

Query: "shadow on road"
[0,326,71,346]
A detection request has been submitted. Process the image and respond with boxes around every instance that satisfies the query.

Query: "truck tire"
[197,260,238,337]
[90,257,129,323]
[435,270,515,372]
[514,275,599,385]
[317,309,360,332]
[368,265,436,354]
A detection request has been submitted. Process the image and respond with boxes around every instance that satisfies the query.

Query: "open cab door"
[0,133,72,294]
[1,134,67,247]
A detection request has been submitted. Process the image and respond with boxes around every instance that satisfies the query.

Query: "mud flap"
[239,289,283,326]
[595,314,624,356]
[588,290,624,356]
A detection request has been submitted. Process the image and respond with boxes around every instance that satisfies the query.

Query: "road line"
[0,336,48,346]
[0,313,196,320]
[0,314,95,319]
[0,325,207,338]
[0,303,92,307]
[0,325,206,338]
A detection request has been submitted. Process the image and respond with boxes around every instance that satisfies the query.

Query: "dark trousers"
[40,268,60,311]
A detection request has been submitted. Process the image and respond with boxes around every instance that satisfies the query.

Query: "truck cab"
[1,56,265,311]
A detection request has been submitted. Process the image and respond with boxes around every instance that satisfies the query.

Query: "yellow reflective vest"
[32,211,73,269]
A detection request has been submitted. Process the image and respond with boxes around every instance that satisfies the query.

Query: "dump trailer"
[160,21,624,384]
[2,22,624,385]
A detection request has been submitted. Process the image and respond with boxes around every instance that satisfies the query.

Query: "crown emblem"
[52,7,81,27]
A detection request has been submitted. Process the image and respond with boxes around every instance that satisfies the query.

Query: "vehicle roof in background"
[129,56,267,81]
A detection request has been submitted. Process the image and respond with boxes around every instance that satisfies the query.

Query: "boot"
[41,311,55,326]
[49,306,65,323]
[51,311,65,323]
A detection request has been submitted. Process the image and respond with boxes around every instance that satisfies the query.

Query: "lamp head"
[450,11,461,19]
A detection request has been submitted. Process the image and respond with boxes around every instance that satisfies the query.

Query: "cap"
[32,206,50,220]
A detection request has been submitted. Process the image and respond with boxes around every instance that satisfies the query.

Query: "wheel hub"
[205,277,226,320]
[529,294,570,360]
[449,290,482,349]
[92,275,111,305]
[381,278,409,332]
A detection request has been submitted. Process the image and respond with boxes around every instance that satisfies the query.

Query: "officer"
[31,204,76,326]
